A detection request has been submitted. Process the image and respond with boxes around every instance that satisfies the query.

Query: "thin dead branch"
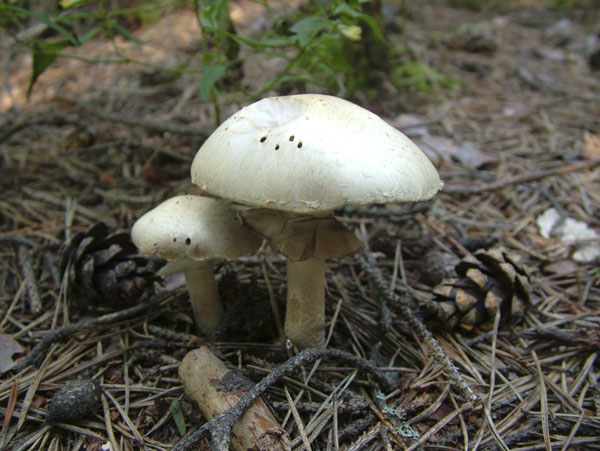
[179,347,291,451]
[17,246,42,314]
[0,113,88,144]
[173,347,394,451]
[356,252,479,404]
[443,160,600,195]
[55,94,212,137]
[396,100,457,131]
[11,291,172,373]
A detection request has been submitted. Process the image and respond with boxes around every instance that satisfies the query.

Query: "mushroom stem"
[285,258,326,347]
[184,262,222,334]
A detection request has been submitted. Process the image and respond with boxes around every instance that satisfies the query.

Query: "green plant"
[545,0,600,10]
[196,0,391,103]
[195,0,240,99]
[0,0,173,95]
[444,0,514,11]
[1,0,459,112]
[391,60,460,98]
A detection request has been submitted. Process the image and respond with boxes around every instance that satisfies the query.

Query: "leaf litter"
[1,2,600,450]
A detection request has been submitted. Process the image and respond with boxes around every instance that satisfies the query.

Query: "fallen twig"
[396,100,457,132]
[12,291,172,373]
[0,235,40,248]
[180,347,291,451]
[356,252,479,404]
[0,113,87,143]
[22,187,117,227]
[173,347,394,451]
[17,246,42,314]
[56,94,212,137]
[443,160,600,195]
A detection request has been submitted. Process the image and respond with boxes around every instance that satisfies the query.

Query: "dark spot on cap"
[185,238,191,246]
[260,136,267,143]
[289,135,294,142]
[275,144,280,150]
[297,142,302,148]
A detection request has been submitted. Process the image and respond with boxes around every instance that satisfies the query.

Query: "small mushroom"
[191,94,442,347]
[131,195,262,334]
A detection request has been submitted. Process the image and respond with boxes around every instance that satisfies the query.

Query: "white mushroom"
[191,94,442,347]
[131,195,262,334]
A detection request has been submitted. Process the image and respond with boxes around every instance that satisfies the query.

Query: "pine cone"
[424,248,531,330]
[59,222,162,309]
[420,248,461,286]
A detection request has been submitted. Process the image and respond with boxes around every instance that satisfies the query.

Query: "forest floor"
[1,1,599,450]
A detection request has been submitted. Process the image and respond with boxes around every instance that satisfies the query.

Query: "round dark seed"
[46,378,102,424]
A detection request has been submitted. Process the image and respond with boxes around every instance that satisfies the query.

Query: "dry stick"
[404,401,474,451]
[532,350,552,451]
[0,235,39,248]
[395,100,457,132]
[12,292,172,373]
[16,344,56,432]
[101,393,121,451]
[0,381,19,448]
[450,393,469,450]
[102,388,145,446]
[43,252,61,287]
[22,187,117,228]
[356,252,479,404]
[484,312,510,451]
[180,347,291,451]
[12,425,51,451]
[172,347,394,451]
[0,113,87,143]
[261,258,286,344]
[338,416,376,443]
[443,159,600,195]
[55,94,212,137]
[284,386,311,451]
[345,423,381,451]
[17,246,42,314]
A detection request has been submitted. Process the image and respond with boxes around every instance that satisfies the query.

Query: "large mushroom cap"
[191,94,442,214]
[131,195,262,261]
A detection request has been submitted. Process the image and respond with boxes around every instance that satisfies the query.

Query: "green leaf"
[27,40,70,96]
[107,4,163,17]
[60,0,90,8]
[318,35,351,72]
[332,3,385,42]
[290,16,329,36]
[79,26,101,44]
[200,0,230,32]
[355,13,385,42]
[200,63,227,100]
[332,3,361,18]
[8,6,79,46]
[113,23,144,44]
[224,32,292,48]
[169,399,186,436]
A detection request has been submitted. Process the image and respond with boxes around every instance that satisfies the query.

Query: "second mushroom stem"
[285,258,326,348]
[184,262,223,334]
